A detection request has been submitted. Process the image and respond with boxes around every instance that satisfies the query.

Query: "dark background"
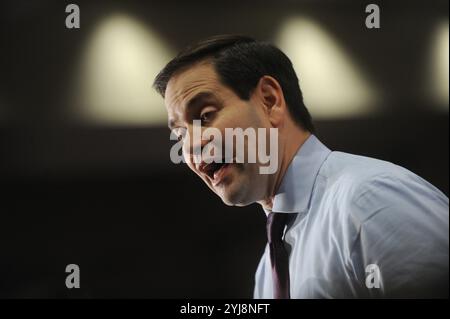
[0,0,448,298]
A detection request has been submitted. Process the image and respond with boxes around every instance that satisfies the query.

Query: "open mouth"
[199,160,233,185]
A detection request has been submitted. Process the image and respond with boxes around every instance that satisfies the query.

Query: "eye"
[200,112,211,123]
[199,107,216,124]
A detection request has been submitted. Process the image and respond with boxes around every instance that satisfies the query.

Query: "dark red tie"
[267,212,291,299]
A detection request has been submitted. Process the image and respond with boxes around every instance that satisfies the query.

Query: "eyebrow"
[168,91,218,130]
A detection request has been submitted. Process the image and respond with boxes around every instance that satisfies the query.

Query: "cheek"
[185,154,196,172]
[217,104,249,126]
[182,146,190,163]
[230,107,263,129]
[182,138,195,164]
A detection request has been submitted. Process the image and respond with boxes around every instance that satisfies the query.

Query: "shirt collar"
[266,134,331,215]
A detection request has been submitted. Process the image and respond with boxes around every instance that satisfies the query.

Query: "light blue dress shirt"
[254,135,449,298]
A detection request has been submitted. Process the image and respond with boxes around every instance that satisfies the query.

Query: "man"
[153,35,449,298]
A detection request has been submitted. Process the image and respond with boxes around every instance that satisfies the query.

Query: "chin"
[217,186,254,207]
[220,197,252,207]
[214,170,259,206]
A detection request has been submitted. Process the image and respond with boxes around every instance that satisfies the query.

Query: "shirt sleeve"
[348,172,449,298]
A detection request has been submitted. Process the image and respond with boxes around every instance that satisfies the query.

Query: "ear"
[256,75,286,127]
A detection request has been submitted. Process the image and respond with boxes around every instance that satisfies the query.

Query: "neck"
[258,128,311,211]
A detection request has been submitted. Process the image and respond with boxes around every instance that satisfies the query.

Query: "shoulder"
[320,151,402,187]
[318,151,448,225]
[318,151,403,206]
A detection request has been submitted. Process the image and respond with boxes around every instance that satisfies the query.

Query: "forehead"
[164,62,226,116]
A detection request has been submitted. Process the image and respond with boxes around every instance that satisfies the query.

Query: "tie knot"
[266,212,288,244]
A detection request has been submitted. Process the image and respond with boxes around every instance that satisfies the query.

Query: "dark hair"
[153,34,315,132]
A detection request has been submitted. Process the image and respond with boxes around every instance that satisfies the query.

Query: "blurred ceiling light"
[72,13,173,125]
[429,20,449,110]
[276,17,379,119]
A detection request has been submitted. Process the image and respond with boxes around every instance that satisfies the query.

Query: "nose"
[183,124,210,164]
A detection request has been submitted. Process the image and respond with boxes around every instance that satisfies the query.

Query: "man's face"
[165,62,274,206]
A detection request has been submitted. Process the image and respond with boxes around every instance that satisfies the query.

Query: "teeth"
[204,162,223,178]
[200,159,233,180]
[214,164,225,177]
